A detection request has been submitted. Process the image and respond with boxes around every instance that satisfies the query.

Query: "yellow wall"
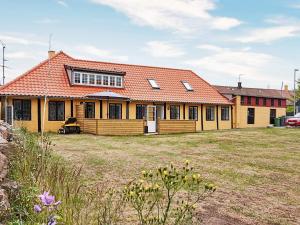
[234,96,286,128]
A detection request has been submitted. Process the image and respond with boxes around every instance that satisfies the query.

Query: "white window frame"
[148,79,160,89]
[74,72,81,84]
[72,71,123,88]
[182,81,193,91]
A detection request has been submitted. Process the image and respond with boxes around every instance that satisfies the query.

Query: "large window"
[221,106,230,121]
[170,105,180,120]
[206,106,215,121]
[85,102,95,118]
[109,104,122,119]
[48,101,65,121]
[72,71,123,88]
[189,106,198,120]
[255,97,260,106]
[136,104,147,119]
[278,99,282,107]
[247,108,255,124]
[247,96,252,105]
[271,99,275,107]
[13,99,31,120]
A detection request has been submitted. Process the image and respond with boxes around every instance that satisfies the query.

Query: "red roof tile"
[0,51,231,105]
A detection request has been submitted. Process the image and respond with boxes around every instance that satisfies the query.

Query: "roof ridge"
[214,85,286,92]
[0,51,69,91]
[65,53,191,72]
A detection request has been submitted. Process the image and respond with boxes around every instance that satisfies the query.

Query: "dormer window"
[182,81,193,91]
[148,79,160,89]
[71,71,124,88]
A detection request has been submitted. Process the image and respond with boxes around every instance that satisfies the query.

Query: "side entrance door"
[147,105,156,133]
[270,109,276,125]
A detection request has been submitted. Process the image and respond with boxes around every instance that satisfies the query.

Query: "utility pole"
[0,40,6,85]
[294,69,299,115]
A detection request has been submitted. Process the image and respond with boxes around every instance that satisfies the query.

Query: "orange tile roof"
[0,51,231,105]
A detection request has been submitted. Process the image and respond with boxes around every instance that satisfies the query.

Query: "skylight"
[182,81,193,91]
[148,79,160,89]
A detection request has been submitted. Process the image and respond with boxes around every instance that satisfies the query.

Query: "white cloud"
[236,25,300,43]
[34,18,59,24]
[75,45,128,62]
[185,46,274,81]
[0,34,47,46]
[143,41,185,58]
[90,0,241,33]
[6,51,37,60]
[197,44,223,52]
[290,3,300,9]
[57,0,68,7]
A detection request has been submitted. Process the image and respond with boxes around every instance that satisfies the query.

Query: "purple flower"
[34,204,42,213]
[39,191,55,206]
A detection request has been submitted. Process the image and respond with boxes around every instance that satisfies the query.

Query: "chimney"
[48,50,55,59]
[284,84,288,91]
[237,82,242,89]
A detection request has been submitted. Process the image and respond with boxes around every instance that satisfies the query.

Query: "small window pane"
[189,106,198,120]
[206,106,215,121]
[85,102,95,118]
[148,79,160,89]
[103,76,109,85]
[221,106,229,121]
[89,74,95,84]
[136,105,147,119]
[109,104,122,119]
[170,105,180,120]
[96,75,102,85]
[110,76,115,86]
[183,82,193,91]
[82,74,88,84]
[74,72,81,84]
[116,77,122,87]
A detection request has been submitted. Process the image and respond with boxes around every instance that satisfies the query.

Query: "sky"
[1,0,300,89]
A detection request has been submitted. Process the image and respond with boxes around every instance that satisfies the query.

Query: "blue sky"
[1,0,300,89]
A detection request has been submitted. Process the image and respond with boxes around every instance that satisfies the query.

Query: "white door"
[147,105,156,133]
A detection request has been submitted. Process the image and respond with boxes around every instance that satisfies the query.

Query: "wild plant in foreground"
[34,191,62,225]
[123,160,216,225]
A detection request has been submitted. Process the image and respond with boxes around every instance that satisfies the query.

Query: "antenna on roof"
[0,40,7,85]
[280,81,283,97]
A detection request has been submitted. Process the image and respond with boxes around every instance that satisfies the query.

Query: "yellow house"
[215,83,287,128]
[0,51,233,135]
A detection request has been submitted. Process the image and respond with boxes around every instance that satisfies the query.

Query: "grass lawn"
[51,128,300,225]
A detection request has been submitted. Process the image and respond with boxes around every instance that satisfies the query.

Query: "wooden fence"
[82,119,144,136]
[157,120,196,134]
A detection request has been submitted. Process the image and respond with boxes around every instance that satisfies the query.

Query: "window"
[263,98,267,106]
[271,99,274,107]
[270,109,276,124]
[103,76,109,85]
[189,106,198,120]
[247,96,252,105]
[82,73,88,84]
[148,79,160,89]
[96,75,102,85]
[255,97,260,106]
[278,99,282,107]
[241,96,245,105]
[89,74,95,85]
[182,81,193,91]
[206,106,215,121]
[221,106,230,121]
[13,99,31,120]
[136,104,147,119]
[247,108,255,124]
[116,76,122,87]
[170,105,180,120]
[74,72,81,84]
[85,102,95,118]
[110,76,115,86]
[109,104,122,119]
[48,101,65,121]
